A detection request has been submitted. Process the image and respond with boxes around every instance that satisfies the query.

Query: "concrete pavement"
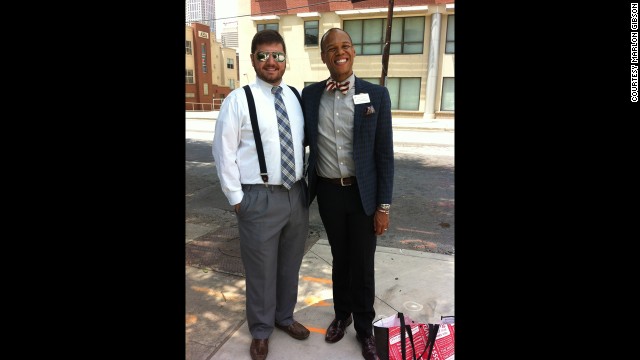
[185,110,454,133]
[185,111,455,360]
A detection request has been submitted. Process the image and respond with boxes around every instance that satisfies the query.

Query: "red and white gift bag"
[374,313,455,360]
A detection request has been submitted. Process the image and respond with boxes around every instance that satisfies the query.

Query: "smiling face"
[321,29,356,83]
[251,42,286,86]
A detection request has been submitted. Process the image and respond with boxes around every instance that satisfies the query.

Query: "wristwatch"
[377,204,391,214]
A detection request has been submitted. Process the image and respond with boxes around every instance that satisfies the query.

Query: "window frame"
[257,23,279,32]
[185,69,194,84]
[445,15,455,54]
[440,77,454,111]
[304,20,319,47]
[363,77,421,110]
[344,16,425,56]
[391,17,425,55]
[201,43,207,73]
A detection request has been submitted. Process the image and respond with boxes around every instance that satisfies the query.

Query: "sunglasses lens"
[256,52,285,62]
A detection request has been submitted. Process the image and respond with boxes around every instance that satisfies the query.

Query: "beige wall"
[237,1,453,115]
[210,35,223,86]
[221,47,239,89]
[238,0,254,87]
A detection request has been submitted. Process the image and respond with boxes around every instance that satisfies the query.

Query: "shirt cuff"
[227,190,243,206]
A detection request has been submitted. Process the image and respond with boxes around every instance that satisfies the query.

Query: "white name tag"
[353,93,370,104]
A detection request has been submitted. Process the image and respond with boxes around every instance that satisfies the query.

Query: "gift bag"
[373,313,455,360]
[429,316,455,360]
[374,312,429,360]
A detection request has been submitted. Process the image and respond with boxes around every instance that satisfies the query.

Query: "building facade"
[237,0,454,120]
[185,23,238,110]
[220,21,239,50]
[186,0,216,35]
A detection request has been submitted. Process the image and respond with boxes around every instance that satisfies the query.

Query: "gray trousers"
[236,180,309,339]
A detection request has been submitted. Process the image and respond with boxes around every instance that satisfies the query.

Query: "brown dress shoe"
[275,320,310,340]
[250,338,268,360]
[325,315,353,343]
[356,334,380,360]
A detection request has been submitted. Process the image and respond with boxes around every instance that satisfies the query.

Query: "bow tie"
[326,79,350,95]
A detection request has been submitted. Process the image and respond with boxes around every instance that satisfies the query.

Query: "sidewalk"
[185,110,454,132]
[186,238,454,360]
[185,110,455,360]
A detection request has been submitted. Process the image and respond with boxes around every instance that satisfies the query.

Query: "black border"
[4,2,184,354]
[53,4,187,357]
[456,1,632,356]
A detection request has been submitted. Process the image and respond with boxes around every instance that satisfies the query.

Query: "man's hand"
[374,211,389,235]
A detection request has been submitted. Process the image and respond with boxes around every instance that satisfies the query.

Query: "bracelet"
[377,209,389,214]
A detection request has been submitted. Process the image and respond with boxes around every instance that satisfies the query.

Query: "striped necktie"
[271,86,296,190]
[326,78,350,95]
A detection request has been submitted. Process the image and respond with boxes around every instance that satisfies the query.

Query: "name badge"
[353,93,370,104]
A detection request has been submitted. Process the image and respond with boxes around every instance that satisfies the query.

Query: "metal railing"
[186,99,224,111]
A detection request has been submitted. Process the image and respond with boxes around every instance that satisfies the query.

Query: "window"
[226,58,234,69]
[364,77,420,110]
[386,78,421,110]
[229,79,235,89]
[257,23,279,32]
[440,77,454,111]
[201,44,207,73]
[344,19,382,55]
[185,40,192,55]
[445,15,454,54]
[344,17,425,55]
[390,17,425,54]
[185,69,194,84]
[304,21,319,46]
[203,83,209,95]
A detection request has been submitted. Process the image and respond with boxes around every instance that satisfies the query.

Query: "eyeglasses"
[253,51,286,62]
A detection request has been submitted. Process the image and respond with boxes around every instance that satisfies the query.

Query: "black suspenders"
[242,84,302,184]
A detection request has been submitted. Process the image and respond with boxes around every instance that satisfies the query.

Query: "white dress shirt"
[212,77,305,206]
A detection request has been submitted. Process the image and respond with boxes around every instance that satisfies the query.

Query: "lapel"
[310,81,327,143]
[353,76,369,134]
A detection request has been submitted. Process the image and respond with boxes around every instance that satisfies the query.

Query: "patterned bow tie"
[326,79,350,95]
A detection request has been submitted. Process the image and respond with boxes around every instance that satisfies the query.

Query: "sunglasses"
[254,51,286,62]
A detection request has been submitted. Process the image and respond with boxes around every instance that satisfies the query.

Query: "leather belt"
[318,176,357,186]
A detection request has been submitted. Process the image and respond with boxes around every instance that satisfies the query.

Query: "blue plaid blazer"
[302,76,394,216]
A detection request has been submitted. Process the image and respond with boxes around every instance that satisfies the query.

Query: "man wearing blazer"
[301,28,394,360]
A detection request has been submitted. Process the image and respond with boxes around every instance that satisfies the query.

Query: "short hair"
[251,29,287,54]
[320,28,353,52]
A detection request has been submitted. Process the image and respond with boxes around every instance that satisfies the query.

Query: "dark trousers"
[316,180,377,337]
